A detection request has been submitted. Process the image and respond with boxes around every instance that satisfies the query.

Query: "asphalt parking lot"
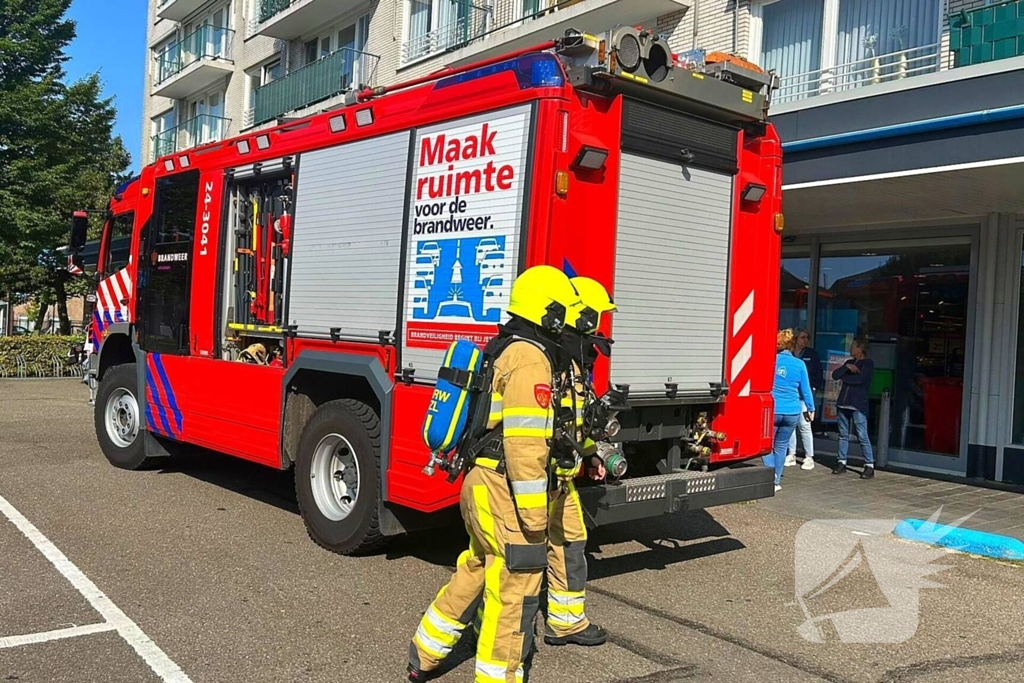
[2,379,1023,683]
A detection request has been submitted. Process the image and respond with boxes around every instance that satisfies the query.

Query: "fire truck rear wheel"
[295,399,385,555]
[94,363,154,470]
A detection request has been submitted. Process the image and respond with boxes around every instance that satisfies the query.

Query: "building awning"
[782,158,1024,231]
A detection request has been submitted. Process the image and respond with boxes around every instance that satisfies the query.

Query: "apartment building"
[140,0,762,166]
[141,0,1024,487]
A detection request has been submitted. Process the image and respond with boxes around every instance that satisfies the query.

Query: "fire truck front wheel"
[295,399,384,555]
[94,363,153,470]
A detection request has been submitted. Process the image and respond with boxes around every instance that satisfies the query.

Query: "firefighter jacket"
[484,340,556,533]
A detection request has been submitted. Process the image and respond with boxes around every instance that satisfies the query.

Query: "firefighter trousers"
[410,465,546,683]
[546,480,590,637]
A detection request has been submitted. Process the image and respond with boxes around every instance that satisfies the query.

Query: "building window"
[780,251,812,331]
[186,91,227,145]
[304,34,334,65]
[263,59,282,84]
[403,0,473,63]
[815,240,971,457]
[1011,240,1024,444]
[152,109,177,161]
[153,36,177,84]
[754,0,942,104]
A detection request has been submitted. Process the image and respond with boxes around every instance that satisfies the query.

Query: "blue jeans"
[837,408,874,466]
[763,413,800,486]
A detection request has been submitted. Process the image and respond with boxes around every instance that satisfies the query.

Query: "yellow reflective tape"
[692,72,705,80]
[514,491,548,509]
[503,407,549,418]
[413,629,446,659]
[619,71,649,83]
[569,482,586,535]
[475,457,501,471]
[429,604,465,632]
[472,486,504,662]
[548,601,586,617]
[548,588,586,604]
[422,413,433,444]
[420,614,460,646]
[472,485,499,554]
[503,427,550,438]
[478,556,504,664]
[742,89,754,102]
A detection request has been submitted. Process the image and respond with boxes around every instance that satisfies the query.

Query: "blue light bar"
[113,175,141,200]
[436,53,565,90]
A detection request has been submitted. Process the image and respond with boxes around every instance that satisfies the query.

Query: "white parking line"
[0,623,117,649]
[0,494,193,683]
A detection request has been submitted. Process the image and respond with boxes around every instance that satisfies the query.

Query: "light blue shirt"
[773,350,813,416]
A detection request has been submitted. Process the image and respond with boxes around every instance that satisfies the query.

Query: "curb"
[894,518,1024,561]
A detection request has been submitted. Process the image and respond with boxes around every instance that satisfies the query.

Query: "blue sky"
[66,0,147,172]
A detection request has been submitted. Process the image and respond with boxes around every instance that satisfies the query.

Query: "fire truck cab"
[79,29,783,555]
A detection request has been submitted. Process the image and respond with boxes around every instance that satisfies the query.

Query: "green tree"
[0,0,131,334]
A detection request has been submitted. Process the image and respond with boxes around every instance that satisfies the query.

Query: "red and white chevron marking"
[96,266,133,323]
[729,291,755,397]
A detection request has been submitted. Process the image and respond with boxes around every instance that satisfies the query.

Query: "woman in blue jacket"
[768,329,814,491]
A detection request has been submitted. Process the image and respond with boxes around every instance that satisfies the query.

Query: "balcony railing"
[152,115,231,160]
[154,25,234,86]
[258,0,298,23]
[251,48,379,126]
[775,44,942,105]
[401,0,580,65]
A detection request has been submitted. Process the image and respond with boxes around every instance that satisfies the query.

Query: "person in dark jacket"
[831,337,875,479]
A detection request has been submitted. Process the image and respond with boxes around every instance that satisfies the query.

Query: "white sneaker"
[774,484,782,492]
[784,454,797,467]
[801,458,815,471]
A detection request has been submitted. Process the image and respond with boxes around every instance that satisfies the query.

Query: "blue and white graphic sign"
[403,106,530,353]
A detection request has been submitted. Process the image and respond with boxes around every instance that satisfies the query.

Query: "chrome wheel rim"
[105,388,139,448]
[310,434,360,521]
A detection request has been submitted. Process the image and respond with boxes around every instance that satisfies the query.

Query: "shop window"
[1010,243,1024,444]
[815,241,971,456]
[780,252,811,330]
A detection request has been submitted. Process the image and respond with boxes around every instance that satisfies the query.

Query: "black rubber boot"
[543,623,608,647]
[407,664,439,682]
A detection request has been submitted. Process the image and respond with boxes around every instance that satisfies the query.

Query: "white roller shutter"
[610,153,733,396]
[288,131,411,340]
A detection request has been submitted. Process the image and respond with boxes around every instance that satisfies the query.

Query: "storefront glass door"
[813,239,972,473]
[780,249,812,330]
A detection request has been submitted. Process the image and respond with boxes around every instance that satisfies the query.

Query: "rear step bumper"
[576,465,774,528]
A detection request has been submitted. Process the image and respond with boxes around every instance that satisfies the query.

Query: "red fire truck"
[71,28,783,555]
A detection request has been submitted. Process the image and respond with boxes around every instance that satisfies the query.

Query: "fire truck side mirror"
[70,211,89,253]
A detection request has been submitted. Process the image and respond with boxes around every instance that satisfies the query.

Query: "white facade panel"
[288,131,412,340]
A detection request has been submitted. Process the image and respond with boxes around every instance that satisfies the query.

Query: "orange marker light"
[555,171,569,197]
[774,213,785,234]
[142,188,150,197]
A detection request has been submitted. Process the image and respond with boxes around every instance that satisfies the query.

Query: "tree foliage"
[0,0,131,333]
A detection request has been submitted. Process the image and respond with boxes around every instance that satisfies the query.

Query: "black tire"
[295,399,385,555]
[94,363,157,470]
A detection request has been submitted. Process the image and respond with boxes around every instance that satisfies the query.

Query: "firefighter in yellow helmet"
[544,275,616,647]
[409,265,582,683]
